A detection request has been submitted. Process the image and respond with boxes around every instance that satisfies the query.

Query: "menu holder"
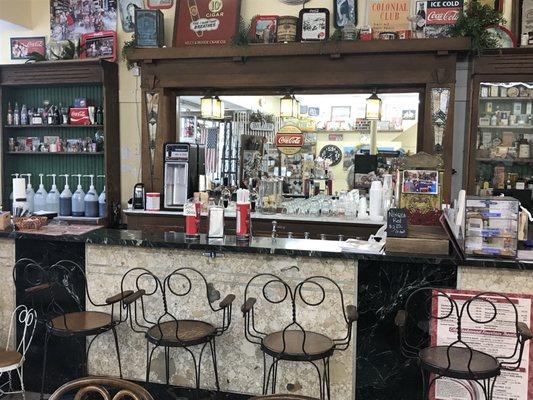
[387,208,408,238]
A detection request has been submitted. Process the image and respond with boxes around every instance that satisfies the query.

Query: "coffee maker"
[163,143,205,210]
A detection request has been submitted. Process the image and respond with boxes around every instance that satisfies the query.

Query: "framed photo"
[81,31,117,62]
[299,8,330,41]
[10,37,45,60]
[334,0,357,27]
[331,106,351,120]
[119,0,144,33]
[402,109,416,120]
[135,9,165,47]
[486,25,517,48]
[250,15,278,43]
[147,0,173,9]
[174,0,242,46]
[402,170,439,195]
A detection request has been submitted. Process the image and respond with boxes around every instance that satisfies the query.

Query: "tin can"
[360,25,372,41]
[379,32,397,40]
[277,16,298,43]
[236,202,251,240]
[396,30,411,39]
[184,202,201,239]
[146,192,160,211]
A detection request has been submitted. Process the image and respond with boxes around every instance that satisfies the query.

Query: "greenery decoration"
[329,28,343,42]
[450,0,506,53]
[50,40,79,60]
[122,36,137,70]
[232,17,251,46]
[25,52,47,63]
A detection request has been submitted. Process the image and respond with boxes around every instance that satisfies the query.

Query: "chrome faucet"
[271,221,277,240]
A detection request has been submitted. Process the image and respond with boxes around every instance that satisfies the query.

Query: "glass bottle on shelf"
[7,102,13,125]
[20,104,28,125]
[13,102,20,125]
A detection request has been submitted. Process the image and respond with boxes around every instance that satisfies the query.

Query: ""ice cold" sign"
[426,0,463,24]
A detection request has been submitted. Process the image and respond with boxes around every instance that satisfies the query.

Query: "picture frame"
[10,37,46,60]
[119,0,144,33]
[298,8,330,41]
[81,31,117,62]
[331,106,351,120]
[147,0,173,9]
[250,15,278,43]
[334,0,357,27]
[402,170,439,195]
[174,0,242,46]
[135,9,165,47]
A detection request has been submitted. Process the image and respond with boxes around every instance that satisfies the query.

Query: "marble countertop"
[124,209,384,226]
[1,227,532,269]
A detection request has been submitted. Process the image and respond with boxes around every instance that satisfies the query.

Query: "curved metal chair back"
[243,273,356,357]
[399,287,530,373]
[48,376,154,400]
[5,305,37,359]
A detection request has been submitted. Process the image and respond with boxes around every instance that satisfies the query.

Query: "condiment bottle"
[59,174,72,217]
[98,175,106,218]
[83,175,99,217]
[20,174,34,214]
[71,174,86,217]
[46,174,60,213]
[34,173,48,213]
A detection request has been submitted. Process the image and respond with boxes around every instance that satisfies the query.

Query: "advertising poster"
[10,37,46,60]
[424,0,463,38]
[366,0,411,37]
[174,0,241,46]
[432,289,532,400]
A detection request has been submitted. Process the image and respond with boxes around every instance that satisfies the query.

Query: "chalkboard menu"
[387,208,408,238]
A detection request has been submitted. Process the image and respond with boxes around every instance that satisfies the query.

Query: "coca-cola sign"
[69,108,90,126]
[426,0,463,25]
[275,125,304,155]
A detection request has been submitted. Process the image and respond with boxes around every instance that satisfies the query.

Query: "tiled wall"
[0,239,15,347]
[85,244,357,399]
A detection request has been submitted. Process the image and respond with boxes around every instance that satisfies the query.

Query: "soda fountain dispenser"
[163,143,205,210]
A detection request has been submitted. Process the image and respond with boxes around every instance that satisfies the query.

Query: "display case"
[464,196,519,258]
[0,60,120,225]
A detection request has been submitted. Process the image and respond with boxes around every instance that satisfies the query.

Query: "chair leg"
[209,339,220,392]
[184,347,200,400]
[164,346,170,385]
[111,327,123,379]
[146,344,157,383]
[40,330,50,400]
[262,353,268,395]
[16,366,25,400]
[323,358,331,400]
[271,359,278,395]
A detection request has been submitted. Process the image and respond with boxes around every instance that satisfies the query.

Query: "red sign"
[69,108,90,125]
[174,0,242,46]
[275,125,304,155]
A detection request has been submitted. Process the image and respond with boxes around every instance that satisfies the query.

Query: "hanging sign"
[366,0,411,38]
[250,122,275,132]
[275,125,304,155]
[174,0,242,46]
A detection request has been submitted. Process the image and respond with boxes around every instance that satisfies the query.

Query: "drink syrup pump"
[97,175,106,218]
[9,173,19,213]
[46,174,60,213]
[34,174,48,213]
[71,174,86,217]
[20,174,35,214]
[83,175,99,218]
[59,175,72,216]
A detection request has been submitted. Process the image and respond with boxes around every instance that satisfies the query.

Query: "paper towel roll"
[13,178,26,200]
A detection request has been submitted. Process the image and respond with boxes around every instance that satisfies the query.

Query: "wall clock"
[319,145,343,166]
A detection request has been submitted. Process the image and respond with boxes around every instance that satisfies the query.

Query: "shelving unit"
[0,60,120,226]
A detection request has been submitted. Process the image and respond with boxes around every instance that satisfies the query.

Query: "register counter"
[124,209,384,240]
[0,229,532,399]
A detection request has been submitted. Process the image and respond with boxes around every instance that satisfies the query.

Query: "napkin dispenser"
[208,206,224,238]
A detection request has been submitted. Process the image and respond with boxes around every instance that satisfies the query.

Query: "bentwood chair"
[395,288,533,400]
[121,267,235,395]
[49,376,154,400]
[242,274,358,400]
[0,305,37,399]
[13,258,131,400]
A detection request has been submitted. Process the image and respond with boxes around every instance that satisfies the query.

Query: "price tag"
[387,208,408,238]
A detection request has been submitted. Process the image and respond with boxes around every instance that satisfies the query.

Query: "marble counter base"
[85,244,357,399]
[0,239,15,346]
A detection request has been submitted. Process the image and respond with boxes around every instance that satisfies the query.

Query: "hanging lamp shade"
[365,92,382,121]
[280,94,299,118]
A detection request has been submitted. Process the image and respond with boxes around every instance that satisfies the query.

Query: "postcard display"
[432,289,532,400]
[464,196,519,258]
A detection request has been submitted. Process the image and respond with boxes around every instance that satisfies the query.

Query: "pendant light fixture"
[365,90,382,121]
[280,94,300,118]
[201,95,225,119]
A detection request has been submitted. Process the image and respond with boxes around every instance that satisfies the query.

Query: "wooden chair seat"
[420,346,500,380]
[48,311,113,336]
[251,395,319,400]
[261,330,334,361]
[146,320,216,347]
[0,350,22,369]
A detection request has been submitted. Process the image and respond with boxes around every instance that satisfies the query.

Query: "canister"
[146,192,160,211]
[277,16,298,43]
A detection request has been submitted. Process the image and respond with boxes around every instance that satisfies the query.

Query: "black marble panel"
[356,260,457,400]
[15,238,86,394]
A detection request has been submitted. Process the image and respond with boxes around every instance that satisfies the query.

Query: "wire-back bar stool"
[242,274,358,400]
[120,267,235,397]
[13,258,131,400]
[395,287,533,400]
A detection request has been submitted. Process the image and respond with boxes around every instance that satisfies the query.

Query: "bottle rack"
[0,60,120,226]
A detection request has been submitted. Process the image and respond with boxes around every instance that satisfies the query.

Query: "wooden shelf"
[6,152,104,155]
[4,125,103,129]
[126,37,471,62]
[479,97,533,101]
[476,158,533,164]
[477,125,533,129]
